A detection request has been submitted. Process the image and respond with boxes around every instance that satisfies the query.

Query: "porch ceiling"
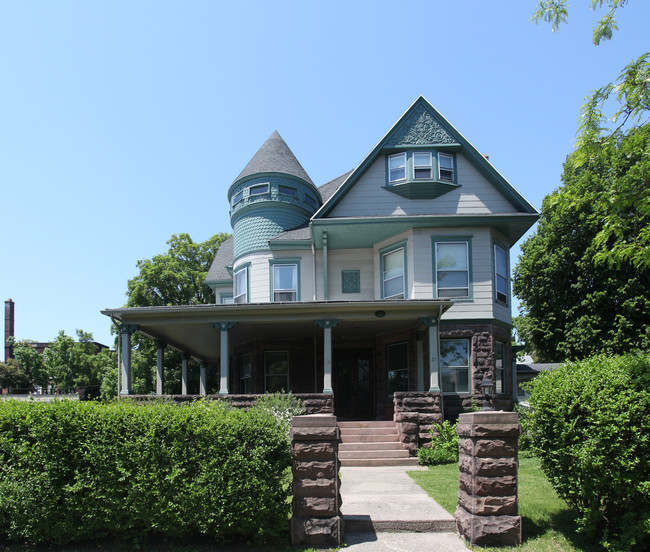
[102,300,453,362]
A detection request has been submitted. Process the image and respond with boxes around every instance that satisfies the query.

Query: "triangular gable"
[315,96,537,218]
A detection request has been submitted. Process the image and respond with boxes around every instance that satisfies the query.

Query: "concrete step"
[340,432,400,443]
[340,449,410,460]
[340,427,399,436]
[338,421,396,428]
[340,457,420,467]
[340,441,403,452]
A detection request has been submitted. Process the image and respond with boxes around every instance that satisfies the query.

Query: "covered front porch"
[102,300,452,420]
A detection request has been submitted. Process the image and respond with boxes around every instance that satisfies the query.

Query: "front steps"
[338,421,420,467]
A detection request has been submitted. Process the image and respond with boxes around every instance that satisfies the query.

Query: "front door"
[333,348,373,420]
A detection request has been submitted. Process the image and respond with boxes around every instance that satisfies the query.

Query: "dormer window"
[388,153,406,183]
[413,152,432,179]
[438,153,454,181]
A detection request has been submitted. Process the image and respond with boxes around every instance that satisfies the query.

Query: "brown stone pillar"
[290,414,343,547]
[456,411,521,546]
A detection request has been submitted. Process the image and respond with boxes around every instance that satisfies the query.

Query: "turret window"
[250,183,269,196]
[278,185,297,197]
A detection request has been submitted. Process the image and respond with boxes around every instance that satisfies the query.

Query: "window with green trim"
[441,339,470,393]
[435,241,469,298]
[232,190,243,206]
[272,263,298,301]
[304,194,318,209]
[250,183,269,196]
[278,185,297,197]
[413,152,433,179]
[265,350,289,393]
[382,246,405,299]
[220,293,234,304]
[438,152,454,181]
[233,266,248,304]
[388,152,406,183]
[494,244,508,304]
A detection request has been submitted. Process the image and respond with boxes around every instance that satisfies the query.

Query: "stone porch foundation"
[455,411,521,546]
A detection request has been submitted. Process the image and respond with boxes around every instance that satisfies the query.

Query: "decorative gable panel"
[386,103,457,146]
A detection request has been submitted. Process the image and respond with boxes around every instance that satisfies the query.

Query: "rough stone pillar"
[393,391,443,455]
[456,411,521,546]
[290,415,343,547]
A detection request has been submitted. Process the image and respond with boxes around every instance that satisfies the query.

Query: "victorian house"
[103,96,538,421]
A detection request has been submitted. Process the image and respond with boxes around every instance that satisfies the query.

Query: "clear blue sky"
[1,1,648,348]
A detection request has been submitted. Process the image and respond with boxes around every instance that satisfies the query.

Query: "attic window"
[438,153,454,181]
[413,152,432,179]
[388,153,406,183]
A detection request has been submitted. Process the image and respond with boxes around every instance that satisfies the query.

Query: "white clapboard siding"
[328,154,518,218]
[325,248,375,301]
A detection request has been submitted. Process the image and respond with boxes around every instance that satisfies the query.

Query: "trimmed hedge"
[527,354,650,551]
[0,399,291,545]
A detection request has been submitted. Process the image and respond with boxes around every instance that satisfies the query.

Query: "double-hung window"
[382,246,405,299]
[438,153,454,181]
[233,266,248,303]
[435,241,470,298]
[441,339,470,393]
[494,244,508,304]
[265,351,289,393]
[388,153,406,183]
[272,263,298,302]
[413,152,433,179]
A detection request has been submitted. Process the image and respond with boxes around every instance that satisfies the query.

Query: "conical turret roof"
[234,130,314,185]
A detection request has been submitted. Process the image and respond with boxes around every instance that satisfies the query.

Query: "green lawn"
[409,457,600,552]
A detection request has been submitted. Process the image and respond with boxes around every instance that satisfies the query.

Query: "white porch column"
[199,361,207,396]
[119,324,138,395]
[315,319,341,394]
[181,353,189,395]
[416,331,425,392]
[420,316,441,392]
[156,340,166,395]
[212,322,238,395]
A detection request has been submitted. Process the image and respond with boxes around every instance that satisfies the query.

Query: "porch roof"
[102,300,453,362]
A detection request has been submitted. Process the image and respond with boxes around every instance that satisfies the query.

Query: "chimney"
[5,299,15,362]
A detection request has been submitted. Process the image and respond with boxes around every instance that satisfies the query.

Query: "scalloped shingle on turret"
[234,130,314,186]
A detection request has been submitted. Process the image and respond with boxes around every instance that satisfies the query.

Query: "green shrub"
[527,353,650,551]
[0,399,291,545]
[417,420,459,466]
[513,401,536,458]
[253,391,305,440]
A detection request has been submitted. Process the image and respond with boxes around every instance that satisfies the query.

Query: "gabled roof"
[204,235,234,284]
[315,96,537,218]
[233,130,314,187]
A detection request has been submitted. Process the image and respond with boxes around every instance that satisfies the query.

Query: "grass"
[409,456,601,552]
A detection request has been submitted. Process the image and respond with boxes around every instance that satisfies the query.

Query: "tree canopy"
[513,123,650,362]
[127,232,230,307]
[123,232,230,395]
[532,1,649,163]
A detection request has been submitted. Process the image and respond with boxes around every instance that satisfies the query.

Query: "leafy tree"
[124,232,230,394]
[127,232,230,307]
[0,359,31,392]
[9,337,47,388]
[513,124,650,362]
[532,1,650,269]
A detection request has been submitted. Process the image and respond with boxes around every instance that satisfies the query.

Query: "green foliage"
[127,232,230,308]
[9,337,47,388]
[253,392,305,441]
[526,354,650,550]
[513,124,650,362]
[0,399,291,545]
[531,1,649,173]
[417,420,459,466]
[124,232,230,394]
[0,360,31,392]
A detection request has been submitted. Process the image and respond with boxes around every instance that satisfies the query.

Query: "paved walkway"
[339,466,470,551]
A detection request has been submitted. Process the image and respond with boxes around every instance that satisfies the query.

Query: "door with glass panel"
[333,348,373,420]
